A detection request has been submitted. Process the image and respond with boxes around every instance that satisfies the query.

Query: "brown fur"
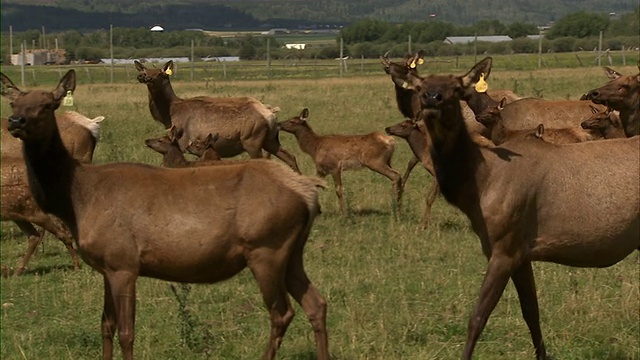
[403,59,639,359]
[476,98,601,145]
[134,60,300,173]
[585,65,640,136]
[280,108,402,215]
[580,106,627,139]
[384,119,439,228]
[0,111,103,275]
[1,70,329,360]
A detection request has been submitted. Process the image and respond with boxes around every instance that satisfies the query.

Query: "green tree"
[507,22,538,38]
[547,11,610,39]
[341,18,391,44]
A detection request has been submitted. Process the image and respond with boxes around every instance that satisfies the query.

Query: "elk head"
[380,50,426,89]
[135,60,174,85]
[385,119,420,138]
[2,70,76,142]
[279,108,310,133]
[585,65,640,108]
[185,133,220,158]
[475,97,507,127]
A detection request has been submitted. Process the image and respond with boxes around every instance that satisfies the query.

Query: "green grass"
[1,64,639,359]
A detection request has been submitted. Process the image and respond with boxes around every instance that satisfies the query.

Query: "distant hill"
[1,0,637,31]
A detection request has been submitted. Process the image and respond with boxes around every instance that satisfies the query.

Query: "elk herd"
[0,53,638,360]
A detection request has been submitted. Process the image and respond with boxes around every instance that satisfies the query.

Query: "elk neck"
[289,123,322,158]
[406,126,429,160]
[619,106,640,136]
[146,79,181,129]
[421,101,485,218]
[21,119,80,234]
[464,91,498,116]
[393,85,419,119]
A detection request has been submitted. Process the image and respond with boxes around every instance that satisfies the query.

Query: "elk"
[476,97,601,145]
[580,106,627,139]
[400,59,639,359]
[384,119,439,229]
[1,111,104,275]
[584,65,640,137]
[145,128,221,167]
[2,70,329,360]
[280,108,402,215]
[134,60,300,173]
[185,133,222,161]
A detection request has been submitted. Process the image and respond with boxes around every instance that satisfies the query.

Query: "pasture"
[1,62,639,359]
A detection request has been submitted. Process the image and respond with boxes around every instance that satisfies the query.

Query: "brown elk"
[1,111,104,275]
[476,97,601,145]
[145,128,221,167]
[280,108,402,215]
[185,133,222,161]
[580,106,627,139]
[584,65,640,136]
[2,70,329,360]
[401,59,639,359]
[384,119,439,228]
[134,60,300,173]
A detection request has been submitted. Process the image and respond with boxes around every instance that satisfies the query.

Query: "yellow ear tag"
[401,81,409,89]
[417,58,424,65]
[409,60,417,69]
[62,91,74,107]
[165,68,173,76]
[475,73,488,93]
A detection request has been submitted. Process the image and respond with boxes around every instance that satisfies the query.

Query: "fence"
[2,50,638,87]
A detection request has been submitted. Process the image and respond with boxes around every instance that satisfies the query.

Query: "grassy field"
[1,62,639,359]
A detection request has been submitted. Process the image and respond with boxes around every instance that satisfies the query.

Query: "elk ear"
[589,105,600,114]
[204,133,214,146]
[210,133,219,143]
[52,70,76,101]
[134,60,146,72]
[380,50,392,67]
[603,67,622,80]
[163,60,174,76]
[460,57,492,89]
[535,124,545,139]
[300,108,309,120]
[0,72,23,101]
[498,97,507,110]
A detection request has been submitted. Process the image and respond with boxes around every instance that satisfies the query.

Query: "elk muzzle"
[7,115,27,138]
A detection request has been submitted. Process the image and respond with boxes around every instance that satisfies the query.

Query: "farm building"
[443,35,513,44]
[285,43,307,50]
[10,49,67,66]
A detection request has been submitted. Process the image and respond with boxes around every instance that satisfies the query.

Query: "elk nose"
[586,90,599,100]
[8,115,26,127]
[580,121,590,129]
[423,92,443,107]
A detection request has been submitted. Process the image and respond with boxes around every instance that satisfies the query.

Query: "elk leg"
[401,156,420,188]
[101,276,118,360]
[367,164,403,213]
[285,240,329,360]
[330,170,347,215]
[512,261,547,360]
[250,256,295,360]
[105,271,137,360]
[41,217,81,270]
[420,181,440,229]
[263,140,301,174]
[13,220,44,276]
[463,254,515,359]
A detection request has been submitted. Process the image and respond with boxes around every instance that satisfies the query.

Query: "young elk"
[384,119,439,229]
[2,70,329,360]
[580,106,627,139]
[145,127,221,167]
[1,111,104,275]
[401,59,639,359]
[280,108,402,215]
[585,65,640,137]
[134,60,300,173]
[476,97,601,145]
[185,133,222,161]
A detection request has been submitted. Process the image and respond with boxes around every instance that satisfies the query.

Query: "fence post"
[190,40,195,82]
[267,38,271,79]
[597,31,603,67]
[538,29,543,69]
[339,37,344,77]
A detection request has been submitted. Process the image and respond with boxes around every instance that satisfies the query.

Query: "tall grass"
[1,63,638,360]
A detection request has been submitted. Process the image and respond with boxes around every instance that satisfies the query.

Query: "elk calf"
[145,128,221,168]
[185,133,222,161]
[280,108,402,215]
[580,106,627,139]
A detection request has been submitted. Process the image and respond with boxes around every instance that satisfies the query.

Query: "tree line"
[1,8,637,64]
